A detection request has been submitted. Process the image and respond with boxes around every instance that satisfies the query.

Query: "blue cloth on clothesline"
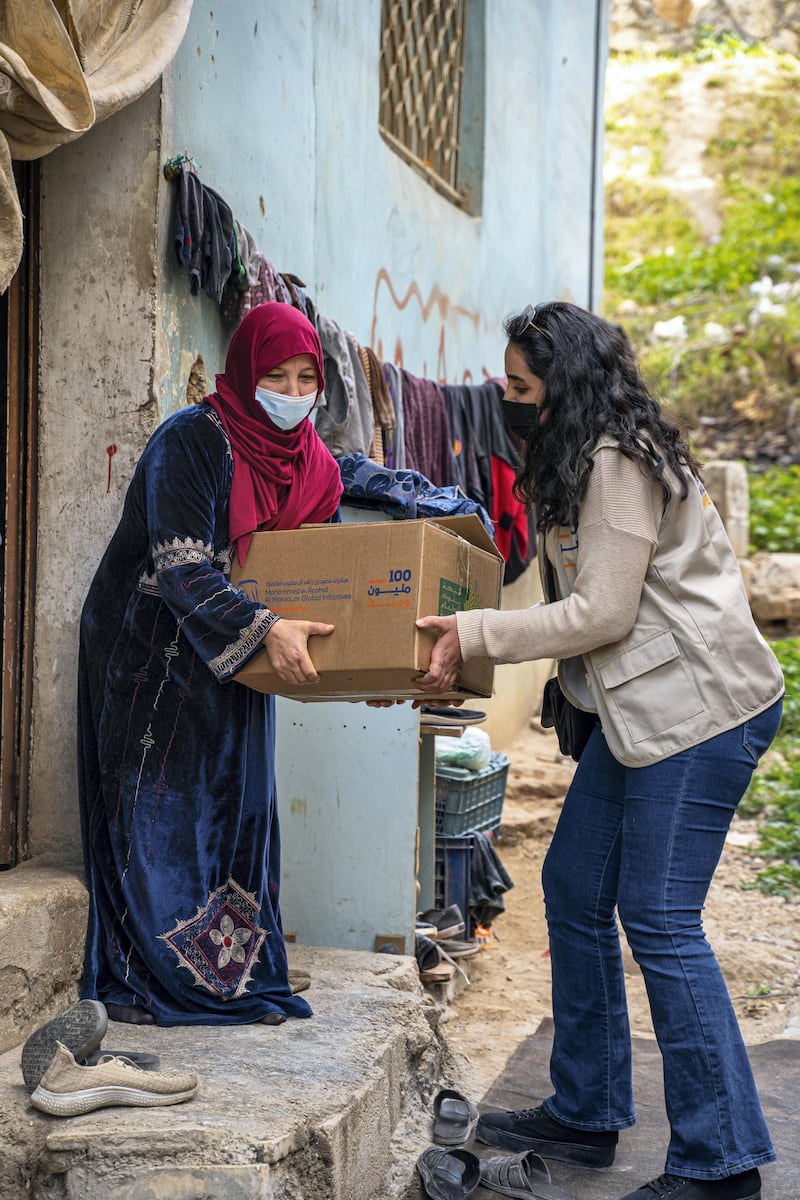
[337,452,494,536]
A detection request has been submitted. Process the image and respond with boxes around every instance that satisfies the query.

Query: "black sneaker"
[477,1104,618,1167]
[620,1170,761,1200]
[21,999,108,1094]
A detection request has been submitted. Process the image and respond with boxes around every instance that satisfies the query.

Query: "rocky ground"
[442,719,800,1102]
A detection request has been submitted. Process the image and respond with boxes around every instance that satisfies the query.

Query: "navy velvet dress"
[78,403,312,1024]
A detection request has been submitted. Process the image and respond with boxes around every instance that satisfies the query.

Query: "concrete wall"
[28,0,607,863]
[32,87,164,860]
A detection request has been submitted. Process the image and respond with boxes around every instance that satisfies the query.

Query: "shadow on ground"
[405,1018,799,1198]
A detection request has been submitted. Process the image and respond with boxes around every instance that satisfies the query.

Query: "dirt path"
[444,719,800,1101]
[603,53,792,242]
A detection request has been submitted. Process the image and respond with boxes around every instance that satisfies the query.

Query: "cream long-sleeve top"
[455,445,660,666]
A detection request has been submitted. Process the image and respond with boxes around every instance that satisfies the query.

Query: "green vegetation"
[749,466,800,554]
[691,25,762,60]
[603,43,800,430]
[604,40,800,896]
[740,639,800,897]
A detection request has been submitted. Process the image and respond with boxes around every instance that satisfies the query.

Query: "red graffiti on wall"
[370,267,497,385]
[106,444,118,493]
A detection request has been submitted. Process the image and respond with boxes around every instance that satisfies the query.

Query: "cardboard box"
[230,514,503,701]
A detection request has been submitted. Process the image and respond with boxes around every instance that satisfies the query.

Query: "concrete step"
[0,946,451,1200]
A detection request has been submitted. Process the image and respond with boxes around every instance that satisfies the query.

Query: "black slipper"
[432,1088,480,1146]
[479,1151,576,1198]
[106,1003,156,1025]
[417,1146,481,1199]
[415,934,442,973]
[21,999,107,1094]
[420,707,487,726]
[81,1048,161,1071]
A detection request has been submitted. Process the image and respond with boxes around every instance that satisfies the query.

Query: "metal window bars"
[379,0,467,204]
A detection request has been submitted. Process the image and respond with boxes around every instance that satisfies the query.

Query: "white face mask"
[255,385,318,431]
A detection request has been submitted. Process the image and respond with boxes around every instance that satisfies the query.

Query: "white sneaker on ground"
[30,1042,199,1116]
[21,999,108,1094]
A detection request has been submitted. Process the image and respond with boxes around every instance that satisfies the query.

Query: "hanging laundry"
[468,832,514,934]
[440,385,490,508]
[280,272,316,324]
[239,252,293,316]
[441,381,518,507]
[400,370,456,488]
[503,506,538,586]
[219,222,252,321]
[358,344,396,466]
[492,454,538,585]
[359,345,395,432]
[441,381,535,580]
[314,315,375,457]
[337,452,492,534]
[198,184,235,304]
[172,163,204,295]
[382,363,405,471]
[235,220,262,288]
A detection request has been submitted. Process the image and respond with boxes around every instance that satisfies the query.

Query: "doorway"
[0,162,39,867]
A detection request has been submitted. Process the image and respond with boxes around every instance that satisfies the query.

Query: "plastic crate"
[435,751,510,836]
[434,834,474,916]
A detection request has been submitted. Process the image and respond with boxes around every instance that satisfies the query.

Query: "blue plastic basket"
[434,834,474,916]
[435,751,510,836]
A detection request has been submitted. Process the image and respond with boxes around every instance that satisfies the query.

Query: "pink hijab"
[206,303,343,564]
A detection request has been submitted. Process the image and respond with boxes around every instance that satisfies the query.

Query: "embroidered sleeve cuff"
[208,609,281,681]
[153,538,214,573]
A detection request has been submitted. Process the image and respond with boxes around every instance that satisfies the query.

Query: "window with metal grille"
[379,0,485,214]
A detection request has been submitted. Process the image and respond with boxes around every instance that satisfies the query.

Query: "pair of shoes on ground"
[21,999,159,1094]
[21,999,197,1116]
[30,1042,199,1117]
[426,1089,571,1198]
[477,1105,761,1199]
[417,1145,573,1199]
[417,904,466,940]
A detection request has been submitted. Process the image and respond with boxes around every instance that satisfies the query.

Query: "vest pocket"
[597,629,705,743]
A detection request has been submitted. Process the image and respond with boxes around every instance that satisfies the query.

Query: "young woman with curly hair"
[418,301,783,1200]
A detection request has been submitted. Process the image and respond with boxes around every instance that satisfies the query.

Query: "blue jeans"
[541,699,783,1179]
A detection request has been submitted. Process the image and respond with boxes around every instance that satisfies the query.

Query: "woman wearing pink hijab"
[78,303,342,1027]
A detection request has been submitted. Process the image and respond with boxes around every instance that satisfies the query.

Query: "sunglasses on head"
[517,304,552,341]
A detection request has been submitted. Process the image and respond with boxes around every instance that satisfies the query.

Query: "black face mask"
[502,399,539,441]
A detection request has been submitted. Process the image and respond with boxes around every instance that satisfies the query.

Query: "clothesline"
[163,158,536,582]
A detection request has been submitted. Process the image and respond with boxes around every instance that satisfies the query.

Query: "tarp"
[0,0,193,292]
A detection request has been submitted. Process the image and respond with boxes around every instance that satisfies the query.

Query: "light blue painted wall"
[157,0,608,406]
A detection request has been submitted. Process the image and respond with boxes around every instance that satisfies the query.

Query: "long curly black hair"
[505,302,702,532]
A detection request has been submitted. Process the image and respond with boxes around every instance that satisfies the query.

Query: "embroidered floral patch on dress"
[160,878,268,998]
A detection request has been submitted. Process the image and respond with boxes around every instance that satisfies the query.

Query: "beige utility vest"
[543,457,784,767]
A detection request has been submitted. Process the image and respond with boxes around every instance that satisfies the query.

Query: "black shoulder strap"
[544,555,557,603]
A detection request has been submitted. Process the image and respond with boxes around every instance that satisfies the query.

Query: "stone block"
[745,553,800,623]
[0,863,87,1054]
[703,459,750,557]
